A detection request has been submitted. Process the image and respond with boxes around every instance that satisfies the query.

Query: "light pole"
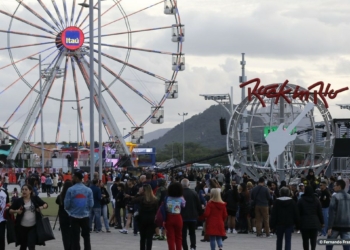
[72,106,83,168]
[28,55,44,172]
[178,112,188,162]
[79,0,105,179]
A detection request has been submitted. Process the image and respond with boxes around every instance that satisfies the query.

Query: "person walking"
[64,171,94,250]
[270,187,299,250]
[319,180,331,237]
[56,180,73,250]
[199,188,227,250]
[250,177,272,237]
[45,174,53,197]
[89,179,102,233]
[326,179,350,250]
[99,180,111,232]
[297,186,324,250]
[0,184,9,250]
[135,184,158,250]
[223,181,239,234]
[52,174,58,194]
[9,184,48,250]
[165,182,186,250]
[181,178,202,250]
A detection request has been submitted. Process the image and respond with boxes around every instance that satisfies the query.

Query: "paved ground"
[4,226,347,250]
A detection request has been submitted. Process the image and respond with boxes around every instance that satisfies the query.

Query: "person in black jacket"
[181,178,202,250]
[9,184,48,250]
[55,180,73,250]
[134,184,158,250]
[319,180,331,237]
[297,186,324,250]
[223,181,239,234]
[270,187,299,250]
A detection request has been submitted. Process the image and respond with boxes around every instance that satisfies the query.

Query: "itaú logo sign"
[61,27,84,51]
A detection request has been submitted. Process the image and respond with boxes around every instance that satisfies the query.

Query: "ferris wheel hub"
[59,27,85,51]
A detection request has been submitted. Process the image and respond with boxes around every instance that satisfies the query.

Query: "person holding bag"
[9,184,48,250]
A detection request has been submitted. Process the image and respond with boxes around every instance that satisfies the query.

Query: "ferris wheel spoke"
[0,41,54,51]
[15,0,60,33]
[0,63,39,96]
[78,2,98,28]
[0,9,57,36]
[92,48,169,82]
[37,0,63,31]
[74,0,87,26]
[55,56,70,144]
[87,56,156,106]
[0,44,59,72]
[0,30,55,39]
[51,0,66,29]
[97,1,163,32]
[62,0,69,28]
[92,70,138,127]
[86,25,178,39]
[70,0,77,26]
[91,42,179,56]
[81,0,121,31]
[2,79,40,127]
[71,58,86,143]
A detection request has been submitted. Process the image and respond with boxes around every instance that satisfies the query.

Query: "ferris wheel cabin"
[165,81,178,99]
[151,107,164,124]
[164,0,177,15]
[172,26,185,42]
[131,127,145,144]
[172,55,185,71]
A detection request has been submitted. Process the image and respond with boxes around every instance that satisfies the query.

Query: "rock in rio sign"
[61,26,85,51]
[239,78,349,108]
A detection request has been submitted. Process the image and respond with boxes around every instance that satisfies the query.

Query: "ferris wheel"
[0,0,185,161]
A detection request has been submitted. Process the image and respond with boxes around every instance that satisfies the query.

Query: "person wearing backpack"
[45,174,53,197]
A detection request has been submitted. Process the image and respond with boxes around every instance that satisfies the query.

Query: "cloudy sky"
[0,0,349,145]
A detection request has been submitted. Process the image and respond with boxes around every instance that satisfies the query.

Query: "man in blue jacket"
[65,171,94,250]
[327,179,350,250]
[89,179,102,233]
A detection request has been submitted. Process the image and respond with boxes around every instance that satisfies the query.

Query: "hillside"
[144,104,264,150]
[144,128,171,143]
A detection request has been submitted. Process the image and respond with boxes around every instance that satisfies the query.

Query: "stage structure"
[227,78,349,181]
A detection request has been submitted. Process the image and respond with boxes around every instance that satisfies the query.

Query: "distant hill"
[144,128,171,143]
[143,104,264,150]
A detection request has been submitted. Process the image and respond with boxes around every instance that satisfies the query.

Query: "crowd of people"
[0,167,349,250]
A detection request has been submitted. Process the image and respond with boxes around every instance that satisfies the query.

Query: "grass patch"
[40,197,114,217]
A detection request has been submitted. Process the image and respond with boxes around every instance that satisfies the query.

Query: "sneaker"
[232,229,237,234]
[106,230,111,233]
[297,230,300,234]
[226,229,231,234]
[266,235,273,238]
[158,235,165,240]
[153,235,160,240]
[256,234,263,237]
[197,226,203,230]
[119,229,128,234]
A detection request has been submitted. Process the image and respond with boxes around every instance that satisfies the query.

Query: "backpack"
[45,178,52,185]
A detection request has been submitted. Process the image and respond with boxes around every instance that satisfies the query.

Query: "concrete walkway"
[4,227,346,250]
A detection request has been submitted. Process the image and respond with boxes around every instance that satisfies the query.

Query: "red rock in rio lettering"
[239,78,349,108]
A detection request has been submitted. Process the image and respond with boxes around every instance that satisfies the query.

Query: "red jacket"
[200,201,227,236]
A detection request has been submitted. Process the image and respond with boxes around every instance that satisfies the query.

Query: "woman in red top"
[200,188,227,250]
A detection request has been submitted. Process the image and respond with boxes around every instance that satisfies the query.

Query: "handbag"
[155,197,168,227]
[36,214,55,243]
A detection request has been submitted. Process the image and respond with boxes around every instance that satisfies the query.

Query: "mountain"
[143,128,171,143]
[144,105,236,150]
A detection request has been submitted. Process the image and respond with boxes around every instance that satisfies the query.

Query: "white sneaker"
[227,229,231,234]
[232,229,237,234]
[197,226,203,230]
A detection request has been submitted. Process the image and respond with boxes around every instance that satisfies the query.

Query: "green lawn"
[41,198,114,217]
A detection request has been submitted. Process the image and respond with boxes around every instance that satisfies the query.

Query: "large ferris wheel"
[0,0,185,161]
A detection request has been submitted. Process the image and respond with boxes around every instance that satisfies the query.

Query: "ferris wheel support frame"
[7,53,66,161]
[77,55,131,158]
